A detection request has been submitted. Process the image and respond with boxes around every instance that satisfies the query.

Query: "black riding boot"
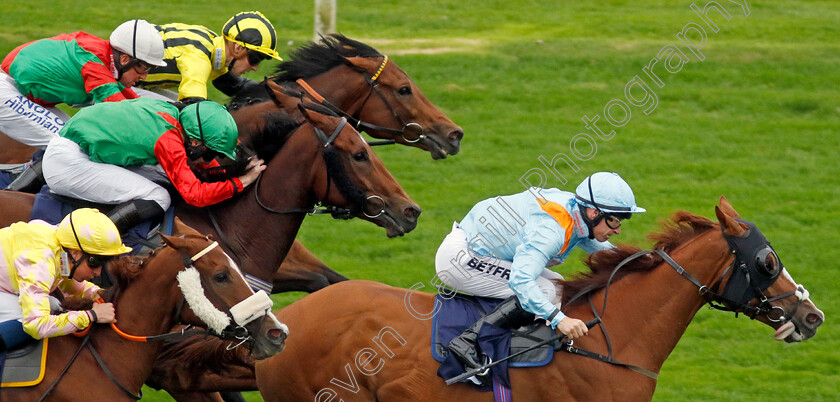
[107,199,165,234]
[4,159,45,193]
[448,296,536,374]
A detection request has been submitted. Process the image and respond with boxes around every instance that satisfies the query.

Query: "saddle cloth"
[433,293,555,391]
[30,185,175,253]
[1,338,48,387]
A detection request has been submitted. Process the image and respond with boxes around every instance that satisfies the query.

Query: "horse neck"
[204,133,318,283]
[90,253,185,393]
[298,65,370,116]
[576,231,733,374]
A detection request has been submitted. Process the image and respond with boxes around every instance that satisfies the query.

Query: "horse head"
[296,102,421,237]
[713,196,824,342]
[274,34,463,159]
[158,218,288,359]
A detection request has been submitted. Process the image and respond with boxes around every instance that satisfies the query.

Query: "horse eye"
[398,86,412,96]
[353,151,368,162]
[213,272,230,283]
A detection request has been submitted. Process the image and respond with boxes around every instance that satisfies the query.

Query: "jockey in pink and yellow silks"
[0,209,131,351]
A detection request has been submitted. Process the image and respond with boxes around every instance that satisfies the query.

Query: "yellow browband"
[371,55,389,81]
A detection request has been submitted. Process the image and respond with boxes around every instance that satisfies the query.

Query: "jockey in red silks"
[0,20,166,149]
[41,98,265,233]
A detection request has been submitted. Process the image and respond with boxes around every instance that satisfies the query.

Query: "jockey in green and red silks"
[0,20,165,149]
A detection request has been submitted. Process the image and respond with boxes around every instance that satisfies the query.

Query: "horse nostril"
[449,129,464,143]
[806,313,823,327]
[404,205,421,220]
[268,328,287,341]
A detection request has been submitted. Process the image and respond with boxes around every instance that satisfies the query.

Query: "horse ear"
[343,57,373,73]
[171,217,201,237]
[715,205,747,237]
[718,195,741,219]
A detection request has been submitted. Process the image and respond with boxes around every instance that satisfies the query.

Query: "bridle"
[251,105,387,220]
[41,238,273,401]
[269,55,425,146]
[560,218,811,380]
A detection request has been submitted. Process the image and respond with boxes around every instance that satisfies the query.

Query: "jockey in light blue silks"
[434,172,645,382]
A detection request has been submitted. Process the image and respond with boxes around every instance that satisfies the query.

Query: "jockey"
[0,208,131,351]
[0,19,166,150]
[40,98,266,233]
[135,11,282,104]
[435,172,645,378]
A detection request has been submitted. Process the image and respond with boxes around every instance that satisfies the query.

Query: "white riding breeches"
[0,72,70,149]
[132,87,179,102]
[0,291,61,322]
[42,136,171,209]
[435,222,563,303]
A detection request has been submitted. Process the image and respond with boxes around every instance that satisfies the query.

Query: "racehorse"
[0,33,460,296]
[0,92,420,399]
[253,196,824,400]
[0,218,287,401]
[232,33,463,160]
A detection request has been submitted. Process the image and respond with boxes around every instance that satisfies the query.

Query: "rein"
[558,231,810,380]
[40,240,265,400]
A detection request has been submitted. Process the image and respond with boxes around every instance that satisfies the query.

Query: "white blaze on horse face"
[177,267,231,333]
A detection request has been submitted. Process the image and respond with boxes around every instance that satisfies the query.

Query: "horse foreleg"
[272,240,349,293]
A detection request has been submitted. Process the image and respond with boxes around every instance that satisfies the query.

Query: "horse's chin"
[421,135,457,160]
[369,211,409,238]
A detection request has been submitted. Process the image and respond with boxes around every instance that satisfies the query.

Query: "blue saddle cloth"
[432,294,554,392]
[30,186,173,253]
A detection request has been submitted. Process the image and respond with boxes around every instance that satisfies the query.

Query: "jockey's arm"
[212,71,262,97]
[154,130,243,207]
[14,249,93,338]
[509,242,566,328]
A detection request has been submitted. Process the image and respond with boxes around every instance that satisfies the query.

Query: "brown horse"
[253,196,824,400]
[232,34,463,160]
[0,218,287,401]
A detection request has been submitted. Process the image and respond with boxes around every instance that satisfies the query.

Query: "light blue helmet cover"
[575,172,645,213]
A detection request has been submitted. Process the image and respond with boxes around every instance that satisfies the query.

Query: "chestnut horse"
[0,218,287,401]
[253,197,824,400]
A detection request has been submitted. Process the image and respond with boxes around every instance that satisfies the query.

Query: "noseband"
[656,218,811,324]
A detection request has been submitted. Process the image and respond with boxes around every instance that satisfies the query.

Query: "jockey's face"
[68,250,104,282]
[118,54,149,88]
[587,208,622,242]
[227,44,261,76]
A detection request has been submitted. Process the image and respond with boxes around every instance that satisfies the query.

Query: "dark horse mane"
[560,211,718,306]
[273,33,382,82]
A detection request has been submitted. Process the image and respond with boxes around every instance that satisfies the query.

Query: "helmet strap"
[66,211,89,279]
[578,204,603,240]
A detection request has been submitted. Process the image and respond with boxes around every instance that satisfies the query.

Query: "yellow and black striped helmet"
[222,11,281,60]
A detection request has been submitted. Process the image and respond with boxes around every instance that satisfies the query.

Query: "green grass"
[3,0,838,400]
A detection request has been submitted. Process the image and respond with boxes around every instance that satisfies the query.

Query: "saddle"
[0,338,48,388]
[432,293,557,393]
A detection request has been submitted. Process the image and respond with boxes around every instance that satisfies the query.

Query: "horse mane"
[61,254,147,310]
[560,211,718,306]
[247,112,303,161]
[273,34,382,82]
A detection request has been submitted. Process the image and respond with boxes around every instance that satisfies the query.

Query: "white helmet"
[574,172,645,214]
[110,19,166,67]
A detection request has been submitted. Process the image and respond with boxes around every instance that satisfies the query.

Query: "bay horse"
[231,33,463,160]
[0,218,287,401]
[253,196,825,400]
